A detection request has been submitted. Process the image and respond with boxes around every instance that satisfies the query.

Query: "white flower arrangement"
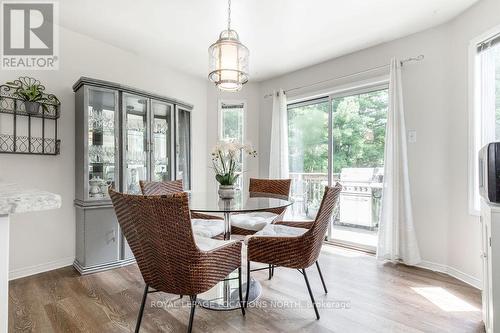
[211,140,257,185]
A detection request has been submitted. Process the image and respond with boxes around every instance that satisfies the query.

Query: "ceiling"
[59,0,479,81]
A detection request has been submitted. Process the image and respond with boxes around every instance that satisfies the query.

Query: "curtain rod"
[477,32,500,52]
[263,54,424,98]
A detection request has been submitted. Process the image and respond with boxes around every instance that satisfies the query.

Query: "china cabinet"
[73,77,192,274]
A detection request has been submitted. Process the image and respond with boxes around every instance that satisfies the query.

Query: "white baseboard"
[417,260,482,290]
[9,256,75,281]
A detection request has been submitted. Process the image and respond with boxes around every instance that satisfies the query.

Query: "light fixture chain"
[227,0,231,30]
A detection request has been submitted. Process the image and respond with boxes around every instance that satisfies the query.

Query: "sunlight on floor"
[331,225,378,248]
[411,287,480,312]
[322,244,368,258]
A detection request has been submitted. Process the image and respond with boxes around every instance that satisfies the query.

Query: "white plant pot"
[218,185,236,199]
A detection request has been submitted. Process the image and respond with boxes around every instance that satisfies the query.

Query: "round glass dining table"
[188,190,293,310]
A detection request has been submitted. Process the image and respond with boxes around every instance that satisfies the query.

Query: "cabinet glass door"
[176,107,191,190]
[151,100,173,182]
[87,87,118,200]
[123,94,149,194]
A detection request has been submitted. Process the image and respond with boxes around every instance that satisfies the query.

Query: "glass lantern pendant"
[208,0,249,91]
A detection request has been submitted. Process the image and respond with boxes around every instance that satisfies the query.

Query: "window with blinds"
[470,32,500,213]
[477,33,500,53]
[219,101,244,144]
[218,100,246,188]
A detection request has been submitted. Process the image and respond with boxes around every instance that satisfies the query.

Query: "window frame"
[467,24,500,216]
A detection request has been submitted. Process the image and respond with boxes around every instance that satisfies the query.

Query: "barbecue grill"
[337,167,383,230]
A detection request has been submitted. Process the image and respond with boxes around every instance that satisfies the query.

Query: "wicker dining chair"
[139,180,225,238]
[245,183,342,320]
[109,189,245,333]
[231,178,292,236]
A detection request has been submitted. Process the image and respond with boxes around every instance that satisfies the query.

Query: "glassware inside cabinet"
[87,89,116,199]
[124,95,148,194]
[152,100,172,182]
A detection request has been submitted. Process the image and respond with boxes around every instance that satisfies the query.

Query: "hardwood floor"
[9,245,484,333]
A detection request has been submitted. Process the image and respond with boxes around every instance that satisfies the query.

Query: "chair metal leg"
[302,269,320,320]
[135,284,149,333]
[268,264,272,280]
[187,295,197,333]
[315,261,328,294]
[245,260,251,308]
[238,267,245,316]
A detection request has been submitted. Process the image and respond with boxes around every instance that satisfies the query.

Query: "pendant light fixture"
[208,0,249,91]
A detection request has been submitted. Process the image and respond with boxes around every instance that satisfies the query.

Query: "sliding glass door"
[287,98,329,219]
[287,86,388,251]
[331,89,388,250]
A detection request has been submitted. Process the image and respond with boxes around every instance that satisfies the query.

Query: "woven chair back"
[301,183,343,267]
[139,179,184,195]
[249,178,291,197]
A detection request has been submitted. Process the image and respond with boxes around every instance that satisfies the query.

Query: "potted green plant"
[211,141,257,199]
[5,77,59,115]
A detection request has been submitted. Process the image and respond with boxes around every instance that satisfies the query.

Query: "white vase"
[218,185,235,199]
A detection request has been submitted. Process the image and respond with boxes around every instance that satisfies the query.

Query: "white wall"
[256,0,500,287]
[445,0,500,286]
[0,26,208,279]
[206,83,261,193]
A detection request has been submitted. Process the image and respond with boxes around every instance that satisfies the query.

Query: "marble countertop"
[0,183,61,215]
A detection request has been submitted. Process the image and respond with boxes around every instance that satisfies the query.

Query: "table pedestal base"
[198,278,262,311]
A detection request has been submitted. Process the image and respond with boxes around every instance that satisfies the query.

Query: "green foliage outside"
[221,107,244,172]
[288,102,329,173]
[288,90,388,174]
[221,108,243,142]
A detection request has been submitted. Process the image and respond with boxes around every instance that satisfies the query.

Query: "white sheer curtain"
[377,58,421,265]
[269,90,289,178]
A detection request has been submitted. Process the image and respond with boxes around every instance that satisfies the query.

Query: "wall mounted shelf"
[0,77,61,155]
[0,135,59,155]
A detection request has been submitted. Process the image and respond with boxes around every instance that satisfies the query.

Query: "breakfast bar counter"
[0,182,61,333]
